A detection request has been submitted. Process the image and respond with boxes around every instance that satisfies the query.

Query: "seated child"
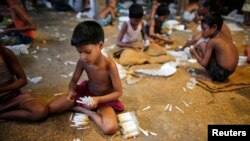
[117,3,148,50]
[48,20,124,135]
[146,4,174,46]
[178,0,233,54]
[0,0,36,45]
[182,0,200,23]
[0,46,48,121]
[98,0,116,26]
[190,13,239,82]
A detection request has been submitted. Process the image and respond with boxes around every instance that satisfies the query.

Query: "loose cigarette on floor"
[54,92,63,96]
[182,101,189,107]
[33,55,38,59]
[77,127,90,130]
[169,105,172,111]
[31,50,37,54]
[47,58,52,61]
[175,106,184,113]
[139,127,149,136]
[164,104,170,111]
[149,131,157,136]
[183,87,186,92]
[60,74,68,78]
[142,106,151,111]
[70,124,79,127]
[69,113,73,121]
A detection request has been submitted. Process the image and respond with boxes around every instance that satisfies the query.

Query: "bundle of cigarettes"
[70,112,90,129]
[117,112,140,139]
[76,96,93,107]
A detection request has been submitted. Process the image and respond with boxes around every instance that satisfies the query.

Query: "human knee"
[31,106,48,121]
[103,123,118,135]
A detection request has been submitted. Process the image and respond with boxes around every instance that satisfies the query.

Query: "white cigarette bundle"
[117,112,140,139]
[76,96,93,107]
[70,113,89,128]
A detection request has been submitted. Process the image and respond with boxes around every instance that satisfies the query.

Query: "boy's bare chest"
[85,66,110,81]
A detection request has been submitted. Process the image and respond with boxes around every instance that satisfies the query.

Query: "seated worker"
[48,20,124,135]
[116,3,148,50]
[190,13,239,82]
[0,46,48,121]
[182,0,200,23]
[146,4,174,46]
[0,0,36,45]
[98,0,116,26]
[148,0,170,20]
[178,0,232,53]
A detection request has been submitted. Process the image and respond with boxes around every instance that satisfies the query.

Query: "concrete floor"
[0,5,250,141]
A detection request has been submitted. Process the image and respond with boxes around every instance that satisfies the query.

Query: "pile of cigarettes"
[117,112,140,139]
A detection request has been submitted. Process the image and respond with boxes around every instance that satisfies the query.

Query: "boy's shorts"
[75,80,124,112]
[98,14,112,26]
[206,52,234,82]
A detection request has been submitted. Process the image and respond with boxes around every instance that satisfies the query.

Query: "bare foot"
[187,68,212,81]
[72,106,95,116]
[195,69,212,81]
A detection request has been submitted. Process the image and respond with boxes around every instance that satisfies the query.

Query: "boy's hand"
[66,91,76,101]
[83,96,99,110]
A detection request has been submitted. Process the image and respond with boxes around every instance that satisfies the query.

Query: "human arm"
[141,21,148,41]
[67,59,84,101]
[0,47,27,94]
[190,40,213,67]
[149,19,173,44]
[177,32,202,51]
[3,4,36,34]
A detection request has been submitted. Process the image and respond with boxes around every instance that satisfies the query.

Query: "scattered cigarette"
[182,101,189,107]
[41,48,48,51]
[139,127,149,136]
[54,93,63,96]
[69,113,73,121]
[77,127,90,130]
[149,132,157,136]
[56,55,60,58]
[60,74,68,78]
[183,87,186,92]
[33,55,38,59]
[175,106,184,113]
[164,104,170,111]
[142,106,151,111]
[169,105,172,111]
[31,50,37,54]
[47,58,52,61]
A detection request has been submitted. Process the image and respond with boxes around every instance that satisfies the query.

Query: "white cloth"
[182,11,196,22]
[122,21,142,43]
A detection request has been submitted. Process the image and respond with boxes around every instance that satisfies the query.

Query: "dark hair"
[201,12,223,31]
[156,4,170,17]
[202,0,219,12]
[129,4,143,19]
[71,20,104,46]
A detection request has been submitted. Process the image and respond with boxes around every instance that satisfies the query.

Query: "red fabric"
[75,81,124,112]
[245,47,250,63]
[10,4,35,39]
